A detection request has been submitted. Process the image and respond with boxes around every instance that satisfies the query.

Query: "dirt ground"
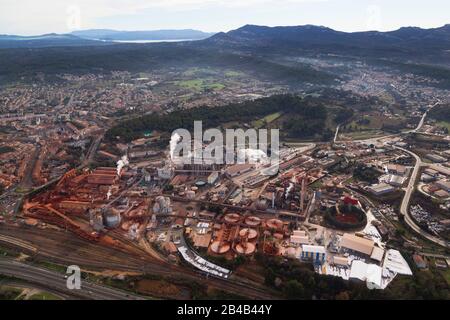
[135,279,191,299]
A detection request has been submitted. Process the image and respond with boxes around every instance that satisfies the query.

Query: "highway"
[0,258,145,300]
[395,146,449,248]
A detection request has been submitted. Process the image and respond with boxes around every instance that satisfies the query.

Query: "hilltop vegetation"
[106,91,367,143]
[0,44,335,86]
[429,104,450,122]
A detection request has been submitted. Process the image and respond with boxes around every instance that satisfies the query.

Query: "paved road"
[334,101,441,145]
[0,258,145,300]
[395,146,449,248]
[411,101,441,133]
[333,124,340,144]
[334,102,447,248]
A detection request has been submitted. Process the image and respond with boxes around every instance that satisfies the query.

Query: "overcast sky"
[1,0,449,35]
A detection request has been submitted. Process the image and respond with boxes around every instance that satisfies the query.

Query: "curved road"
[395,146,449,248]
[0,258,145,300]
[334,101,441,144]
[334,101,447,248]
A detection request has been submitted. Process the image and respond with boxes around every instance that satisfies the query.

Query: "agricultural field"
[345,114,405,131]
[173,79,225,91]
[252,112,283,128]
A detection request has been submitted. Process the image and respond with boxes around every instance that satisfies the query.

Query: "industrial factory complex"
[1,81,449,300]
[11,128,447,292]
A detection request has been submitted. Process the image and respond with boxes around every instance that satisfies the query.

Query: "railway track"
[0,224,278,299]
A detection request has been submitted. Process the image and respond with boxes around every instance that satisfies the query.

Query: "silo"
[103,208,122,229]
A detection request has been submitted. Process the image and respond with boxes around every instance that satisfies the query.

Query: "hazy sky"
[1,0,449,35]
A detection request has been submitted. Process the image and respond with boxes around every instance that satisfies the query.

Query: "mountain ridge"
[205,23,450,48]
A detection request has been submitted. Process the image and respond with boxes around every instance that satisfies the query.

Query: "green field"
[29,292,61,300]
[224,70,244,77]
[0,286,23,300]
[340,130,386,140]
[436,121,450,132]
[252,112,283,128]
[174,79,225,91]
[346,115,404,131]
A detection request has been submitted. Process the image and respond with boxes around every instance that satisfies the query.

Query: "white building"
[301,245,326,263]
[207,171,219,185]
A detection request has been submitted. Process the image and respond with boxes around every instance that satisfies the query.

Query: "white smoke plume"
[116,155,129,176]
[106,186,112,200]
[285,183,294,200]
[237,148,269,165]
[169,132,181,160]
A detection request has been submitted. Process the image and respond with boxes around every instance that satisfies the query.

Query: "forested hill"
[0,43,335,86]
[429,104,450,121]
[105,93,358,143]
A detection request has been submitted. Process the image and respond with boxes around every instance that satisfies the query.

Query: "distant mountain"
[1,24,450,87]
[203,24,450,56]
[0,29,215,48]
[0,33,106,48]
[71,29,215,41]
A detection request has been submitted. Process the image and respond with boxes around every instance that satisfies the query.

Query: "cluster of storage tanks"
[209,213,264,256]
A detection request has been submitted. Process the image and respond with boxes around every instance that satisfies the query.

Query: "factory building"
[367,183,395,196]
[290,230,309,245]
[370,246,385,262]
[340,233,374,256]
[225,164,254,178]
[87,167,118,185]
[421,173,436,183]
[436,180,450,192]
[426,154,447,163]
[387,175,406,187]
[301,245,326,264]
[349,260,383,289]
[386,164,407,176]
[59,200,91,213]
[333,255,349,266]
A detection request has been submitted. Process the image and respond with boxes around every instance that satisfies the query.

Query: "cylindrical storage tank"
[235,242,256,255]
[256,199,268,210]
[224,213,241,224]
[244,216,261,227]
[239,228,258,240]
[195,180,206,187]
[210,241,230,254]
[103,209,121,229]
[266,218,283,230]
